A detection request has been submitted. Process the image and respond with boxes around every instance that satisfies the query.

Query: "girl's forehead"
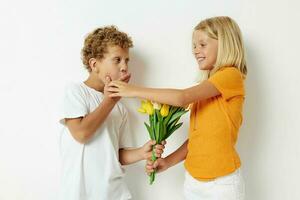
[193,30,208,41]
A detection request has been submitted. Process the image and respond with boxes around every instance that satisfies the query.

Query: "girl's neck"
[84,73,104,93]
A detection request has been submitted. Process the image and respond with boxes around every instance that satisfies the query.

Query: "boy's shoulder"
[64,82,84,91]
[63,82,87,95]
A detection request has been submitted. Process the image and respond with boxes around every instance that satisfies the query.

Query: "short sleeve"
[59,83,88,125]
[208,67,245,100]
[119,107,134,148]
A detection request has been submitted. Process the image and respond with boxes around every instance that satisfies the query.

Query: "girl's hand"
[104,74,131,102]
[141,140,166,160]
[107,80,139,98]
[145,158,170,175]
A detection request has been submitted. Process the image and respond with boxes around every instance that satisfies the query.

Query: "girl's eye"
[200,43,206,47]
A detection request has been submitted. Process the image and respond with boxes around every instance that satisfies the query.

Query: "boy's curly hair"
[81,26,133,72]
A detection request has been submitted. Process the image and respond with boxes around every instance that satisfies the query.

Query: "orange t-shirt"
[184,67,245,181]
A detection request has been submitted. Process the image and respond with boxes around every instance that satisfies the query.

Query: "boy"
[59,26,164,200]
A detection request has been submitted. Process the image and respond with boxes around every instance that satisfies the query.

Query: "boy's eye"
[114,57,121,63]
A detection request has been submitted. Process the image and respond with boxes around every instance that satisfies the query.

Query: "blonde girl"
[108,16,247,200]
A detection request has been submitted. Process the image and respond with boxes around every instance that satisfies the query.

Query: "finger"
[145,140,156,148]
[154,149,163,155]
[108,81,119,88]
[155,145,165,150]
[105,76,112,85]
[109,93,121,98]
[147,160,154,165]
[150,140,156,145]
[146,165,154,170]
[161,140,167,145]
[153,161,159,168]
[107,87,119,93]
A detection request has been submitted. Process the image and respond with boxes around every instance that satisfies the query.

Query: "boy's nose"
[120,67,128,74]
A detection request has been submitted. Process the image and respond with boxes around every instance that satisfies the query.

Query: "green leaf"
[168,110,188,125]
[156,109,163,122]
[144,122,154,140]
[163,122,183,140]
[163,106,179,126]
[155,121,160,143]
[167,117,180,132]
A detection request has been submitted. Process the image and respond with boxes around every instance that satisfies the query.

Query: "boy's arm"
[108,81,220,107]
[66,97,117,144]
[119,141,166,165]
[65,75,130,144]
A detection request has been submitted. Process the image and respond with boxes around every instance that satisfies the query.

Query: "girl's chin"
[198,65,207,70]
[198,64,213,71]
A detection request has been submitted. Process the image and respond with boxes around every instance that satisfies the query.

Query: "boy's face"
[94,45,130,83]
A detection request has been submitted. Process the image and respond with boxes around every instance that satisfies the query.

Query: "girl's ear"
[89,58,99,73]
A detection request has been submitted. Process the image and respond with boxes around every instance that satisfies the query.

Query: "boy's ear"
[89,58,98,73]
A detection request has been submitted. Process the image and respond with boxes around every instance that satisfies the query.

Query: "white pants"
[184,169,245,200]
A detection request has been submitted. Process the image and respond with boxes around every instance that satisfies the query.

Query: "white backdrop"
[0,0,300,199]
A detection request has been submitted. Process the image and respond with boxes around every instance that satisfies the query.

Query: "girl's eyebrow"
[197,39,206,43]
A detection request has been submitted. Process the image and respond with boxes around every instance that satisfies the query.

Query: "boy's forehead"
[106,45,129,55]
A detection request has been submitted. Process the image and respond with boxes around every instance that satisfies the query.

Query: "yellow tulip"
[138,100,154,115]
[160,104,170,117]
[144,100,154,115]
[138,108,146,113]
[152,101,162,110]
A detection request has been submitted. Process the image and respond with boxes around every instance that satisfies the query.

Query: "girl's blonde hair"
[195,16,247,81]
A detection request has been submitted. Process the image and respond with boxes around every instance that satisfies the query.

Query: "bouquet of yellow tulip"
[138,100,188,184]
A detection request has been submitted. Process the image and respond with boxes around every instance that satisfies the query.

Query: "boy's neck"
[84,74,105,93]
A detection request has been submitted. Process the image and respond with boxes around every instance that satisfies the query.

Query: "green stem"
[149,146,157,185]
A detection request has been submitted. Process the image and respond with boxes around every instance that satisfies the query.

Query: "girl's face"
[192,30,218,71]
[94,45,130,82]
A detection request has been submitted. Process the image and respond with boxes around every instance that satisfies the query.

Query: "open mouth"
[196,57,205,62]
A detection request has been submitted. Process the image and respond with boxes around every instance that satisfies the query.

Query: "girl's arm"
[108,80,220,107]
[119,141,166,165]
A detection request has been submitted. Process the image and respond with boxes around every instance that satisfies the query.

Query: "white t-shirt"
[58,82,133,200]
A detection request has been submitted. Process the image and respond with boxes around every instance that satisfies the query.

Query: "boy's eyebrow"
[111,56,130,60]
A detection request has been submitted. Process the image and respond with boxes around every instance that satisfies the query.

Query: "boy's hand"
[145,158,170,175]
[140,140,166,160]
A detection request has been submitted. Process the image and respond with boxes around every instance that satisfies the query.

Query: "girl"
[108,16,247,200]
